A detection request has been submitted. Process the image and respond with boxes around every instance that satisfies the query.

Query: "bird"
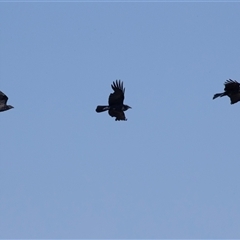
[96,80,131,121]
[213,79,240,104]
[0,91,14,112]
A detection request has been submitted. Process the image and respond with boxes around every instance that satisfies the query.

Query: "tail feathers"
[96,105,109,113]
[213,92,225,99]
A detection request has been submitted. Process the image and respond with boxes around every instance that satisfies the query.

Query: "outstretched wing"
[223,79,240,104]
[224,79,240,93]
[108,80,125,106]
[0,91,8,105]
[108,109,127,121]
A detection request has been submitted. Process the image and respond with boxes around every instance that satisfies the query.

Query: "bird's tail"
[96,105,110,112]
[213,92,225,99]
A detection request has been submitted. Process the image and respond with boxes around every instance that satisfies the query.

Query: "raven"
[0,91,14,112]
[213,79,240,104]
[96,80,131,121]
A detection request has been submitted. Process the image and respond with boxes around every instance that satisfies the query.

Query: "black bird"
[0,91,14,112]
[96,80,131,121]
[213,79,240,104]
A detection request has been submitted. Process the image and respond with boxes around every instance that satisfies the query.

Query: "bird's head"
[124,105,132,111]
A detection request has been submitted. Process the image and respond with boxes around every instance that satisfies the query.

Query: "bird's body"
[96,80,131,121]
[0,91,13,112]
[213,79,240,104]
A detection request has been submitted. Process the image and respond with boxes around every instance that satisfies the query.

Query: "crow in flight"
[0,91,14,112]
[96,80,131,121]
[213,79,240,104]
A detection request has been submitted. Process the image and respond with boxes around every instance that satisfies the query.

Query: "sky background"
[1,1,240,239]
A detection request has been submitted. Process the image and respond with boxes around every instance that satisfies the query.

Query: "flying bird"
[213,79,240,104]
[96,80,131,121]
[0,91,14,112]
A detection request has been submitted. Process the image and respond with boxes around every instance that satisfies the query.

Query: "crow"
[96,80,131,121]
[213,79,240,104]
[0,91,14,112]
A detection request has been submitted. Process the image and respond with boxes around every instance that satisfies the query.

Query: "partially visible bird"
[213,79,240,104]
[0,91,14,112]
[96,80,131,121]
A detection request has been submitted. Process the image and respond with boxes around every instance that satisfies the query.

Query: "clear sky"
[1,1,240,239]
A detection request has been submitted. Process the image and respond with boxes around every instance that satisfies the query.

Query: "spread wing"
[0,91,8,105]
[108,80,125,106]
[108,109,127,121]
[223,80,240,104]
[224,79,240,93]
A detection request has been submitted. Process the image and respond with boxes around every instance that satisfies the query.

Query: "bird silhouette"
[96,80,131,121]
[213,79,240,104]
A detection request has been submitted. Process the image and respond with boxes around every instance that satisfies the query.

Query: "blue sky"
[1,2,240,238]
